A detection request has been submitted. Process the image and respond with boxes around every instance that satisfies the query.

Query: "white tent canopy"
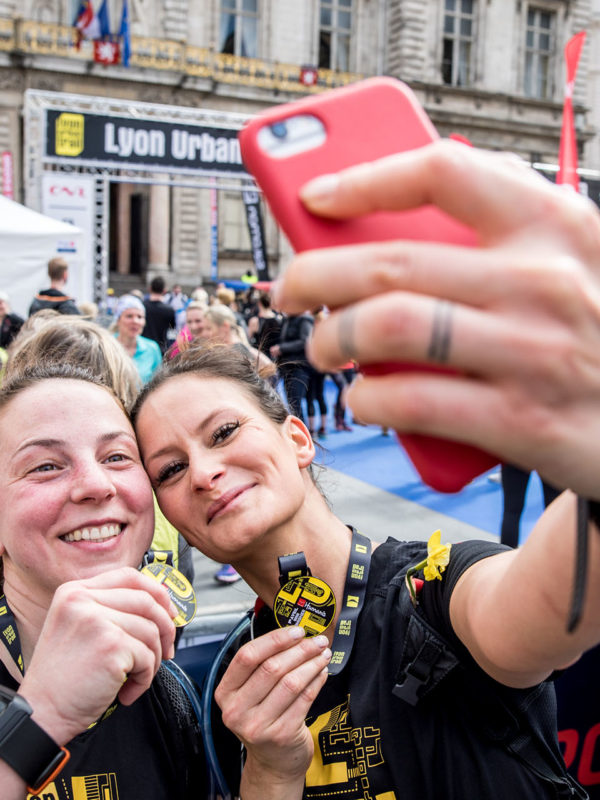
[0,195,85,319]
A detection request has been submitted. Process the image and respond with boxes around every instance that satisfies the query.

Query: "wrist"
[0,686,70,794]
[19,680,78,746]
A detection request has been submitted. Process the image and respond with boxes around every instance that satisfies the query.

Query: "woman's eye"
[30,463,58,474]
[104,452,134,464]
[156,461,186,485]
[212,421,240,445]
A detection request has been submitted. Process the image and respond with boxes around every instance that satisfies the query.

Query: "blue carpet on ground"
[311,379,548,543]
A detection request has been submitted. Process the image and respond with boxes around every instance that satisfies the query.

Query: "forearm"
[240,753,305,800]
[0,761,27,800]
[455,490,600,686]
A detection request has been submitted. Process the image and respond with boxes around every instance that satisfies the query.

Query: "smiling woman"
[131,344,597,800]
[0,364,207,800]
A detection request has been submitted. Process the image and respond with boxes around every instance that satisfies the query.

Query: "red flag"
[94,39,120,64]
[557,31,586,191]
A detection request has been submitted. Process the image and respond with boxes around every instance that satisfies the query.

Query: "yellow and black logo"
[55,113,85,157]
[275,575,336,637]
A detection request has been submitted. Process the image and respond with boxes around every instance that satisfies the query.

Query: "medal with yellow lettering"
[274,553,336,637]
[141,551,196,627]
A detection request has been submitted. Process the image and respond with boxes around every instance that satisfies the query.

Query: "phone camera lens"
[270,122,288,140]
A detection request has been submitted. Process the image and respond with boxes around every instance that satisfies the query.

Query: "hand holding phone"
[239,77,499,492]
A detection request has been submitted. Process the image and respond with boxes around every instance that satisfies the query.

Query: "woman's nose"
[70,461,117,503]
[188,454,224,491]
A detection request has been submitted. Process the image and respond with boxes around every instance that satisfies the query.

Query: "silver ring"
[427,300,454,364]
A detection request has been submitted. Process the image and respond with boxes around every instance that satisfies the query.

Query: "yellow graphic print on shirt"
[27,772,118,800]
[306,696,396,800]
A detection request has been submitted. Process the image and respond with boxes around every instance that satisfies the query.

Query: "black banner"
[45,109,247,176]
[242,182,270,281]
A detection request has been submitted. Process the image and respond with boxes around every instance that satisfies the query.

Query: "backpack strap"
[201,612,252,800]
[154,660,204,799]
[392,585,588,799]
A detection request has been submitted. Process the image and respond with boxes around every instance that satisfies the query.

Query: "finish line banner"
[45,109,248,176]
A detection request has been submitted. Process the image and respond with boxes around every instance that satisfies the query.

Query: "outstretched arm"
[450,490,600,687]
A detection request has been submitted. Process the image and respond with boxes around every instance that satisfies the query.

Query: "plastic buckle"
[392,669,427,706]
[27,746,70,795]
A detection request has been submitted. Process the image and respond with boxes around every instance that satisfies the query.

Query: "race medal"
[141,562,197,627]
[274,574,336,637]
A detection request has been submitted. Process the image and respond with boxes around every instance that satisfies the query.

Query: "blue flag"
[97,0,111,38]
[119,0,130,66]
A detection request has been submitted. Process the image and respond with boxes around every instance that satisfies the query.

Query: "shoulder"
[138,335,162,354]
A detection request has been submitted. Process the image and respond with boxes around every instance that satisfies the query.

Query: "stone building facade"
[0,0,597,296]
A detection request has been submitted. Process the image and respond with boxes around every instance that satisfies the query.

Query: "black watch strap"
[0,697,70,793]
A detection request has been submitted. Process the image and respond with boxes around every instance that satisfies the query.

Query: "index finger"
[77,567,175,617]
[298,140,557,240]
[217,626,307,694]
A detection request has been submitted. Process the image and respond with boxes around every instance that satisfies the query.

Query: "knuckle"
[370,246,417,290]
[259,654,283,680]
[280,672,303,696]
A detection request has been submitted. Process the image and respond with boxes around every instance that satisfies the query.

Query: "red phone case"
[239,77,498,492]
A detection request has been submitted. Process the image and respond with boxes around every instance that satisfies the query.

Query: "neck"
[2,576,52,670]
[232,481,354,640]
[50,280,65,291]
[117,332,138,351]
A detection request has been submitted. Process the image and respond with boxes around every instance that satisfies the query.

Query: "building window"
[219,0,258,58]
[524,7,555,99]
[441,0,476,87]
[319,0,352,72]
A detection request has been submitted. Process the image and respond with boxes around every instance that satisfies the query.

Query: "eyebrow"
[15,430,136,456]
[143,408,228,465]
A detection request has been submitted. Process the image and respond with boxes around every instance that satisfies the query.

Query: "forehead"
[0,380,129,436]
[138,374,260,427]
[121,307,144,317]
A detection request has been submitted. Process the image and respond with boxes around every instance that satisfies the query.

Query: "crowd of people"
[1,139,600,799]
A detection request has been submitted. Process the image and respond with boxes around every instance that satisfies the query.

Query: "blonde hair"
[6,316,141,411]
[216,287,235,306]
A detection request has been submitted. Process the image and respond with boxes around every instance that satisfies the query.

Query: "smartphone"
[239,77,498,492]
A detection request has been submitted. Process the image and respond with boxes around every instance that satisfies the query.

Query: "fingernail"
[300,173,340,204]
[314,635,329,648]
[323,648,332,661]
[288,625,306,640]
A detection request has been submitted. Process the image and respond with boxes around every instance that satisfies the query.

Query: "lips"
[206,484,254,524]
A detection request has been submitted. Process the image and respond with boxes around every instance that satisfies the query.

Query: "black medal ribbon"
[327,528,372,675]
[0,594,25,676]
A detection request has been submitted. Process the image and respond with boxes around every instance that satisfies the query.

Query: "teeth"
[62,524,122,543]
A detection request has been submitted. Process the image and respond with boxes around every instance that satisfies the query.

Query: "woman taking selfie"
[132,344,598,800]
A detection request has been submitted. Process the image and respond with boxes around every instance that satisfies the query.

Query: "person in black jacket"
[29,257,80,317]
[270,312,314,424]
[0,292,23,348]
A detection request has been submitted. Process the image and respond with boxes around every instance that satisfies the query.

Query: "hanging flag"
[97,0,111,38]
[557,31,586,191]
[242,181,270,281]
[74,0,101,45]
[119,0,131,67]
[94,40,120,65]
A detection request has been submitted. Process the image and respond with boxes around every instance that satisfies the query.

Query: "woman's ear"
[286,416,315,468]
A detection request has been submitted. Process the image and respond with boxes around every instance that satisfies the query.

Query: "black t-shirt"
[215,537,575,799]
[0,660,205,799]
[143,300,176,353]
